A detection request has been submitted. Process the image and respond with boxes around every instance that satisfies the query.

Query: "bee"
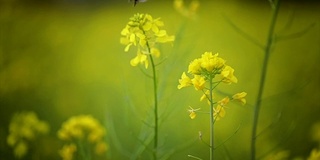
[130,0,147,6]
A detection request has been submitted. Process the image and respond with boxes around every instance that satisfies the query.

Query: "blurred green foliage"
[0,0,319,159]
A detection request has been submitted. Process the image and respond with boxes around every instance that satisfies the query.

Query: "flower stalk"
[251,0,280,159]
[120,13,175,159]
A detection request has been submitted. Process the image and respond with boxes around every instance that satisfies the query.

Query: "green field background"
[1,0,319,159]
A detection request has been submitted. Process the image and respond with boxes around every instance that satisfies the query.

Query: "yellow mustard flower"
[191,75,206,90]
[200,52,225,72]
[178,72,192,89]
[120,13,175,69]
[188,58,202,75]
[7,111,49,159]
[213,105,226,121]
[14,141,28,159]
[221,65,238,84]
[130,51,148,68]
[59,144,77,160]
[57,115,108,159]
[188,106,200,119]
[308,148,320,160]
[232,92,247,105]
[218,97,230,106]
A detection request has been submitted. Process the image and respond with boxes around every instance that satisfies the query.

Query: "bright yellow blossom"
[188,58,202,74]
[232,92,247,105]
[120,13,175,69]
[191,75,206,90]
[221,65,238,84]
[178,72,192,89]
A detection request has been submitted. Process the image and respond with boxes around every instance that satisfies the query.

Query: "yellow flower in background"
[120,13,175,69]
[57,115,108,159]
[308,148,320,160]
[59,144,77,160]
[232,92,247,105]
[174,0,200,19]
[7,111,50,159]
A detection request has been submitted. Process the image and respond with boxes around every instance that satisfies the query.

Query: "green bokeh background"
[1,0,319,159]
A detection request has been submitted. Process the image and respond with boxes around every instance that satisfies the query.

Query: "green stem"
[251,0,280,160]
[209,75,214,160]
[149,54,158,160]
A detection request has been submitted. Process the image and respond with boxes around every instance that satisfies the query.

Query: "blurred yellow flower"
[57,115,108,159]
[59,144,77,160]
[178,72,192,89]
[7,111,49,159]
[173,0,200,19]
[308,148,320,160]
[120,13,175,69]
[232,92,247,105]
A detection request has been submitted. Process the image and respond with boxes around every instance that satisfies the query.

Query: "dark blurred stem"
[209,75,214,160]
[251,0,280,160]
[149,54,158,160]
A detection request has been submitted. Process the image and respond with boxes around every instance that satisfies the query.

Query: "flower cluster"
[7,111,50,159]
[120,13,175,68]
[57,115,108,160]
[178,52,246,120]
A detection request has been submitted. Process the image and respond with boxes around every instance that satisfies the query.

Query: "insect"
[130,0,147,6]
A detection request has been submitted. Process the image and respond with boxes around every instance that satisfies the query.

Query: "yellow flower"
[188,58,202,74]
[7,111,50,159]
[191,75,206,90]
[14,141,28,159]
[57,115,108,159]
[200,52,225,72]
[213,105,226,121]
[178,72,192,89]
[130,52,148,68]
[308,148,320,160]
[59,144,77,160]
[218,97,230,106]
[221,65,238,84]
[121,13,174,68]
[232,92,247,105]
[188,106,200,119]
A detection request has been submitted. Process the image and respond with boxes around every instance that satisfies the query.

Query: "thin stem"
[149,54,158,160]
[251,0,280,160]
[209,75,214,160]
